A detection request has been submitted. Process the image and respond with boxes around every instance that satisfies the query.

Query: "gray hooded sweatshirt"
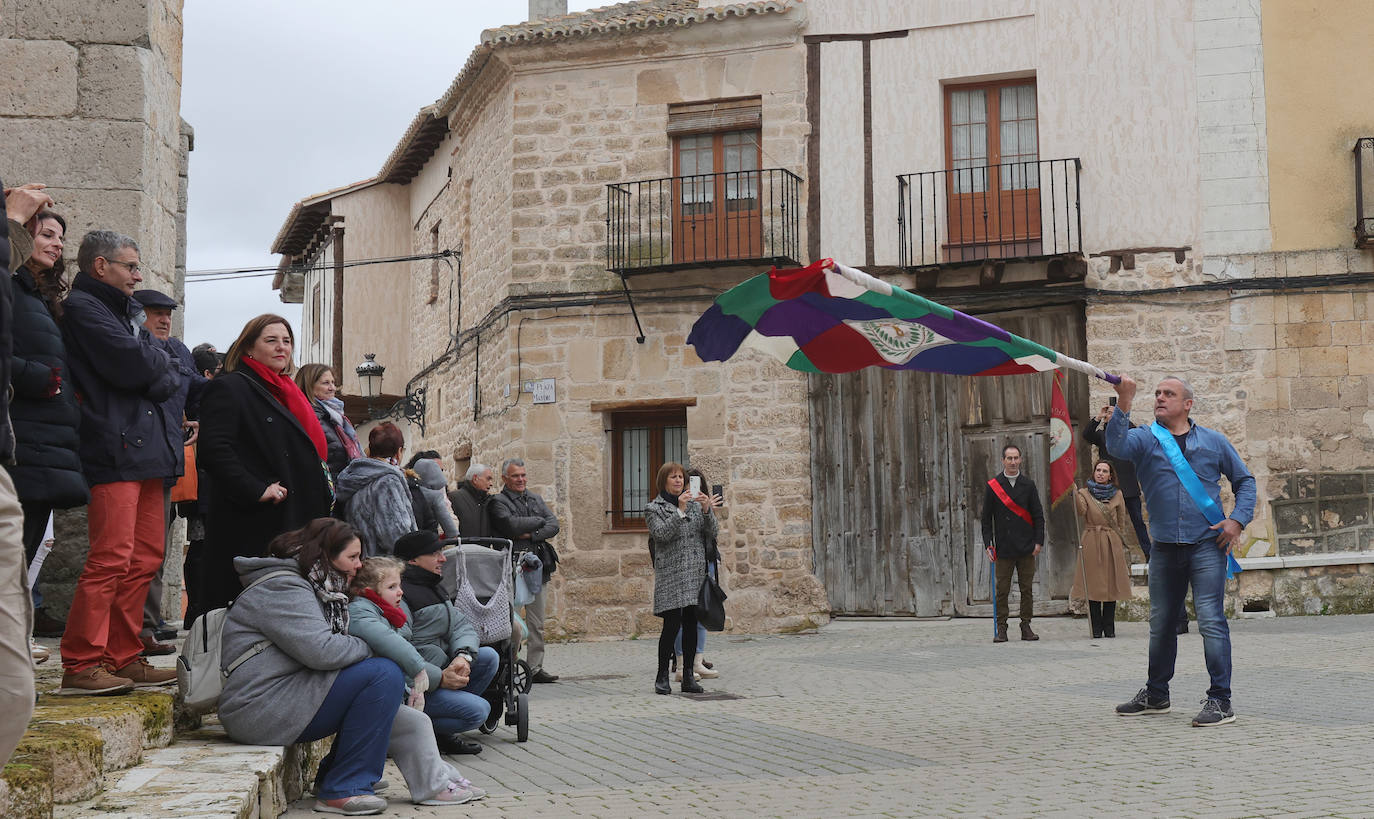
[218,556,371,746]
[412,459,459,538]
[334,457,416,555]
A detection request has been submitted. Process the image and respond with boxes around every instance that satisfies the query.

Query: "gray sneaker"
[1191,698,1235,727]
[1115,688,1171,716]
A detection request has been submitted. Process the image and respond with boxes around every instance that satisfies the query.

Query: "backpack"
[177,569,297,716]
[408,475,437,533]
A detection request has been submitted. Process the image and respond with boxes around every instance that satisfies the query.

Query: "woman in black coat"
[192,314,332,620]
[6,211,88,630]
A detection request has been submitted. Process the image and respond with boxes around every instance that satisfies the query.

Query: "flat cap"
[133,289,178,310]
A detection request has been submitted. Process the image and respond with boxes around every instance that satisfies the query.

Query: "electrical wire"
[184,249,460,284]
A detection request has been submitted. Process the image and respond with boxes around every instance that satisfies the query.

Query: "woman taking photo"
[1071,459,1133,638]
[646,461,720,695]
[219,518,400,815]
[193,314,332,619]
[7,211,87,638]
[295,363,363,483]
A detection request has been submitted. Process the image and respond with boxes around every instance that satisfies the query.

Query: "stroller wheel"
[516,692,529,743]
[513,659,533,694]
[480,705,501,735]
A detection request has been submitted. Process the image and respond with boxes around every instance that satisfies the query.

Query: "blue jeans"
[425,646,500,735]
[675,563,714,655]
[297,658,404,800]
[1147,540,1231,703]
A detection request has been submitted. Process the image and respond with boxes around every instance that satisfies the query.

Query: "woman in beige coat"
[1071,460,1133,637]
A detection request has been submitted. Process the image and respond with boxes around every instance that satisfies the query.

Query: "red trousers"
[60,479,166,673]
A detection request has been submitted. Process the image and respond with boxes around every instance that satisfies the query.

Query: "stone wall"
[1,0,190,620]
[396,16,826,635]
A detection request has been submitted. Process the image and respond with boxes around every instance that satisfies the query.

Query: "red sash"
[987,478,1033,525]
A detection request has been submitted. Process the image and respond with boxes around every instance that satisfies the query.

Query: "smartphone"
[1109,396,1117,406]
[712,484,723,499]
[689,476,701,496]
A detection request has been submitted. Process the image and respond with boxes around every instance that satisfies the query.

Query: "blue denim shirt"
[1105,407,1256,545]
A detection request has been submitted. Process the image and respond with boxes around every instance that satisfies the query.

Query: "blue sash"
[1149,422,1243,577]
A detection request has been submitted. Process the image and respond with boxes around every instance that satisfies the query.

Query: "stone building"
[1,0,192,618]
[276,0,1374,632]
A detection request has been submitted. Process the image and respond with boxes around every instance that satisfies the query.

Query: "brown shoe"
[58,665,134,696]
[993,625,1008,643]
[113,658,177,687]
[1020,623,1039,641]
[140,633,176,656]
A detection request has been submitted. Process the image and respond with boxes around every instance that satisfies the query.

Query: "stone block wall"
[1,0,190,620]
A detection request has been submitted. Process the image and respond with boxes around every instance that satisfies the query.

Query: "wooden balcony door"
[944,81,1041,261]
[672,129,762,264]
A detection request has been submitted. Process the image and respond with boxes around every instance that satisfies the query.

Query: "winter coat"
[61,272,184,484]
[194,369,333,616]
[1070,487,1133,602]
[311,397,356,482]
[335,457,416,556]
[1082,417,1142,499]
[449,482,493,540]
[646,495,716,614]
[218,556,372,746]
[5,265,86,507]
[0,211,28,463]
[347,596,442,692]
[980,473,1046,560]
[490,486,560,580]
[401,563,479,667]
[412,460,458,538]
[156,336,207,484]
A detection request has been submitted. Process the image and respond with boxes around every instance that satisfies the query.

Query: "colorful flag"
[1048,370,1076,507]
[688,259,1119,383]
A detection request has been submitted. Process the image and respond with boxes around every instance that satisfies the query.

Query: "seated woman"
[335,422,416,555]
[394,530,501,754]
[218,518,398,815]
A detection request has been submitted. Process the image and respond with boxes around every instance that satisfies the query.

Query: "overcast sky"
[181,0,601,352]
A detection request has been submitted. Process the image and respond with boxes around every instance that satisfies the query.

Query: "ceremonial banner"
[688,259,1119,383]
[1048,370,1076,507]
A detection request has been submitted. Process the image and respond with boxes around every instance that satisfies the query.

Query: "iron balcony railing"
[606,168,802,275]
[1354,138,1374,248]
[898,157,1082,268]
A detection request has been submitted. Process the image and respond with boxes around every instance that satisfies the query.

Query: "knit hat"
[393,530,443,560]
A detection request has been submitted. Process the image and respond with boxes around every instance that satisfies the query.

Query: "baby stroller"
[441,537,531,742]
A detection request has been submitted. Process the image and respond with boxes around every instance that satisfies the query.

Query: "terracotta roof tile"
[482,0,793,44]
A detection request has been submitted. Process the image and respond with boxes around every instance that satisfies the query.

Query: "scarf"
[361,588,408,628]
[1087,479,1118,502]
[400,563,447,612]
[658,489,681,507]
[319,396,363,460]
[307,559,351,634]
[240,355,328,460]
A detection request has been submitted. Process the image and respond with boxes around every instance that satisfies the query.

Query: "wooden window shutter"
[667,97,762,137]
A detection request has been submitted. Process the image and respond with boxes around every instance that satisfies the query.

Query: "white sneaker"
[416,780,473,806]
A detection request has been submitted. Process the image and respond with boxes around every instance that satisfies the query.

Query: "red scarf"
[362,588,408,628]
[240,356,328,460]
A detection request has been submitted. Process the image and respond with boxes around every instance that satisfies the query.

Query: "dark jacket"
[1082,417,1141,499]
[490,486,561,579]
[0,208,26,463]
[5,265,87,507]
[156,336,207,484]
[400,563,479,668]
[193,368,333,616]
[62,272,183,484]
[449,481,493,540]
[310,397,352,481]
[980,473,1046,560]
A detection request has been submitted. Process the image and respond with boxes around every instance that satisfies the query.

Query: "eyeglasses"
[102,258,142,274]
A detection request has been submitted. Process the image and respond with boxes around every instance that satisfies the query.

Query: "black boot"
[1103,602,1116,638]
[1088,601,1103,638]
[655,655,671,695]
[681,666,704,694]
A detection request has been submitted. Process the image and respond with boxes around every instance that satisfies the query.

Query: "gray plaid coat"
[647,496,717,614]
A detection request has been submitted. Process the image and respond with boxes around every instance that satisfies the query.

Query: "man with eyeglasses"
[56,231,189,695]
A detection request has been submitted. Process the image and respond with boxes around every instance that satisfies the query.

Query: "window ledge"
[591,397,696,413]
[1129,550,1374,576]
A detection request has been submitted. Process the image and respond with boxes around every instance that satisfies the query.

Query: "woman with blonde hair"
[1071,459,1134,638]
[295,363,363,482]
[646,461,720,695]
[192,314,332,619]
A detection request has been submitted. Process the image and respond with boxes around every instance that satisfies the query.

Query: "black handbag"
[697,572,727,632]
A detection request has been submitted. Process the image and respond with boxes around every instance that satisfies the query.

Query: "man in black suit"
[982,444,1046,643]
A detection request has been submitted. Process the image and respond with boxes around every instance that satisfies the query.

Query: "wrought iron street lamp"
[355,352,427,435]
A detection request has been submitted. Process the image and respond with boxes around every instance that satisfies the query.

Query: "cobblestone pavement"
[287,615,1374,818]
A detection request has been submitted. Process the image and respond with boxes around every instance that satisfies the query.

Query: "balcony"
[897,157,1081,269]
[606,168,802,275]
[1355,138,1374,248]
